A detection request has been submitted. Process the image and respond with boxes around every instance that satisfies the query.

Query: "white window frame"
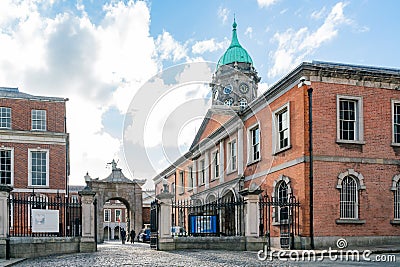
[211,149,219,180]
[31,109,47,131]
[199,159,205,185]
[0,107,11,129]
[179,171,184,194]
[339,176,359,219]
[273,102,291,153]
[391,174,400,221]
[247,123,260,163]
[228,140,237,172]
[391,100,400,145]
[336,95,364,143]
[28,148,49,187]
[0,147,14,186]
[188,166,193,190]
[104,209,111,222]
[115,209,121,222]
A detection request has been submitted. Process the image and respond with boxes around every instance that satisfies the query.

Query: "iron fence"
[9,192,82,237]
[172,197,245,237]
[259,193,300,250]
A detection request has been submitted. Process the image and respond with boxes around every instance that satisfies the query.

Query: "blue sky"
[0,0,399,188]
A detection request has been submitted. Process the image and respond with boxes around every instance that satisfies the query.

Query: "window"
[277,181,289,222]
[239,98,248,110]
[104,209,111,222]
[249,125,260,162]
[394,181,400,220]
[392,100,400,144]
[115,209,121,222]
[31,109,46,131]
[212,150,219,179]
[0,149,12,185]
[273,103,290,152]
[228,140,237,171]
[29,149,49,186]
[337,96,363,142]
[0,107,11,129]
[199,160,205,185]
[188,166,193,189]
[179,171,184,193]
[340,176,358,219]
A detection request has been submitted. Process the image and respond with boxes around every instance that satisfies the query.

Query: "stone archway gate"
[86,161,145,243]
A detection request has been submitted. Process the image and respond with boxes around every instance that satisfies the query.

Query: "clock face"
[224,98,234,106]
[239,83,249,93]
[223,85,233,95]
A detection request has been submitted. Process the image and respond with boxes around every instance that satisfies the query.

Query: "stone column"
[205,152,209,189]
[193,160,197,193]
[240,188,263,251]
[237,127,244,176]
[79,186,97,253]
[0,185,12,259]
[157,191,174,250]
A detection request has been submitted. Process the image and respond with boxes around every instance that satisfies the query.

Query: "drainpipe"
[308,87,314,250]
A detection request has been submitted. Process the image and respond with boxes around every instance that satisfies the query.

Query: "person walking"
[130,229,136,244]
[121,228,126,244]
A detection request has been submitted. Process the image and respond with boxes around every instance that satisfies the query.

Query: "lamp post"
[298,76,314,250]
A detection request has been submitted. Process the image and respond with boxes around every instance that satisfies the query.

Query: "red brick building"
[0,87,69,195]
[153,21,400,249]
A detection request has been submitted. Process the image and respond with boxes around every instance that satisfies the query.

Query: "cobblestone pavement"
[14,241,400,267]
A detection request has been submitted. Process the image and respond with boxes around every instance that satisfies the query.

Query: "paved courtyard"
[13,241,400,267]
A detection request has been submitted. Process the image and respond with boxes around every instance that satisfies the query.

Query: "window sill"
[335,219,366,224]
[336,140,366,145]
[179,192,185,196]
[247,158,261,167]
[391,143,400,147]
[187,188,193,192]
[273,145,292,156]
[28,186,49,189]
[390,219,400,225]
[226,169,237,175]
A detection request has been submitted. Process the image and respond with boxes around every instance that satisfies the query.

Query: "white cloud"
[311,6,327,20]
[245,27,253,39]
[257,0,279,8]
[192,38,229,54]
[155,31,188,62]
[0,0,176,185]
[218,6,230,24]
[268,2,351,78]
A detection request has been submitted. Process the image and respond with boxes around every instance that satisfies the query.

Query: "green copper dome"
[217,18,253,68]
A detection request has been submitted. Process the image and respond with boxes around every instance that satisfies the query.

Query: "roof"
[0,87,68,102]
[217,18,253,68]
[101,168,134,183]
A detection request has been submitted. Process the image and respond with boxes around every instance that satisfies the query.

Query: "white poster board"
[32,209,59,233]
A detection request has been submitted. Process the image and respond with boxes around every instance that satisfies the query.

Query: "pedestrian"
[121,228,126,244]
[130,229,136,244]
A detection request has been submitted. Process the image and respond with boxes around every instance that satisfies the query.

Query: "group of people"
[120,228,136,244]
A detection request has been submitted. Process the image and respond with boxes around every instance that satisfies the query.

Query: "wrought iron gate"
[150,199,159,250]
[259,193,300,250]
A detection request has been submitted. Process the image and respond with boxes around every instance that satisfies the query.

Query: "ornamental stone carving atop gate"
[85,160,145,243]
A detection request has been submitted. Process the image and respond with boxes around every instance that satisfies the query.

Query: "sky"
[0,0,399,189]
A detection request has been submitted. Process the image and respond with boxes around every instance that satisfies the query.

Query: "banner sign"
[189,215,217,234]
[32,209,59,233]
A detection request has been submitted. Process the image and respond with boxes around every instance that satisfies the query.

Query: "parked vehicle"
[171,226,186,237]
[138,228,151,242]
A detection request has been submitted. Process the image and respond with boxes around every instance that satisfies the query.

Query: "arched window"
[277,181,289,222]
[391,175,400,221]
[395,181,400,220]
[340,176,358,219]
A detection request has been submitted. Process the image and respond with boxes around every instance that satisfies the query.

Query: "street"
[13,241,400,267]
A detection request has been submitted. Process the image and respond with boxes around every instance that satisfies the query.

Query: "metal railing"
[9,192,82,237]
[172,197,245,237]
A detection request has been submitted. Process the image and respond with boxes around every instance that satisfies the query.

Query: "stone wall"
[10,237,80,259]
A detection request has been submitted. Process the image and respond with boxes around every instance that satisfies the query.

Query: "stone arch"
[336,169,366,190]
[271,174,292,198]
[205,193,217,203]
[86,161,145,243]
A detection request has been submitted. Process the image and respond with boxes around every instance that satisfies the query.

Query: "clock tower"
[211,18,260,111]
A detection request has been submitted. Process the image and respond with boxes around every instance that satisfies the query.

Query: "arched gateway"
[85,160,145,243]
